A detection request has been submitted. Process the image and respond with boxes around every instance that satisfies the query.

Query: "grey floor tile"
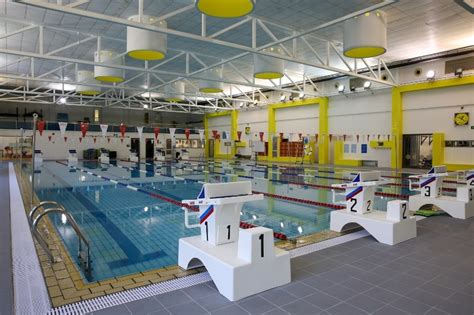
[167,301,207,315]
[291,268,313,281]
[419,282,456,298]
[148,310,171,315]
[281,299,323,315]
[300,275,335,291]
[281,282,317,298]
[339,277,372,293]
[364,287,402,304]
[435,292,474,315]
[326,302,368,315]
[237,296,276,314]
[346,293,386,313]
[210,304,249,315]
[390,296,432,314]
[372,305,407,315]
[125,297,163,315]
[318,284,358,301]
[424,308,449,315]
[155,291,192,308]
[304,291,341,310]
[195,292,233,311]
[182,283,218,300]
[406,288,443,308]
[262,308,290,315]
[260,288,298,307]
[94,305,132,315]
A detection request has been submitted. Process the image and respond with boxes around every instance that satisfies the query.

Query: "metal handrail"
[29,203,91,272]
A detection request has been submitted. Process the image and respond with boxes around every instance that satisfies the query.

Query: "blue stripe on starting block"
[346,186,363,200]
[420,176,436,188]
[466,174,474,180]
[199,205,214,224]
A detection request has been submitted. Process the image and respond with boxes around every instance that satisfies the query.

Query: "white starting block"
[34,150,43,168]
[178,181,290,301]
[181,149,189,161]
[330,171,417,245]
[67,149,78,166]
[129,151,139,163]
[155,147,165,162]
[409,166,474,219]
[98,149,109,164]
[457,169,474,187]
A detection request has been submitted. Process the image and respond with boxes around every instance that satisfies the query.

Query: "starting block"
[178,181,290,301]
[98,149,109,164]
[68,150,78,166]
[129,151,139,163]
[181,149,189,161]
[330,171,417,245]
[34,150,43,168]
[155,147,165,162]
[409,166,474,219]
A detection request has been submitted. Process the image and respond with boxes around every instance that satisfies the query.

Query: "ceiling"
[0,0,472,113]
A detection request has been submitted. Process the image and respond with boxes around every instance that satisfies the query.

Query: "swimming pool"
[31,159,422,283]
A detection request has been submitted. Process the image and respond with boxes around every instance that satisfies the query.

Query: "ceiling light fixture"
[195,0,255,18]
[299,92,305,99]
[426,70,436,80]
[59,97,67,104]
[94,50,125,83]
[76,70,100,96]
[164,81,185,102]
[338,84,345,93]
[454,68,464,78]
[254,47,285,80]
[127,16,167,60]
[350,85,356,92]
[280,95,286,102]
[199,68,224,93]
[363,81,372,90]
[343,11,387,58]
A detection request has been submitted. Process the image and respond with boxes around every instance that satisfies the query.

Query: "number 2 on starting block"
[345,186,375,214]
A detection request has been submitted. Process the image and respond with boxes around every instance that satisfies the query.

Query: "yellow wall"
[204,110,238,159]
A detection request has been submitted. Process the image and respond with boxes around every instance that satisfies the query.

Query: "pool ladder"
[28,201,92,273]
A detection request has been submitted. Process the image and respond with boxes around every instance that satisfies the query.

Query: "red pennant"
[37,120,46,136]
[120,138,124,143]
[93,137,97,144]
[64,136,67,142]
[107,137,111,143]
[367,135,370,141]
[48,135,52,142]
[237,131,242,141]
[329,134,333,142]
[315,134,319,143]
[154,128,160,141]
[80,122,89,137]
[356,135,360,142]
[120,123,126,138]
[279,132,283,139]
[185,128,190,141]
[212,130,218,139]
[79,137,83,143]
[378,134,381,141]
[343,134,347,141]
[298,133,302,140]
[259,132,264,141]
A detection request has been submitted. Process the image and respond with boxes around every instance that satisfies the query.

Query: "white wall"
[328,89,392,167]
[207,115,232,155]
[403,84,474,164]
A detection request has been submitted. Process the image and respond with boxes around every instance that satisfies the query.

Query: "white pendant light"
[254,47,285,79]
[76,70,100,96]
[127,16,167,60]
[195,0,255,18]
[199,68,224,93]
[164,81,185,102]
[94,50,125,83]
[343,10,387,58]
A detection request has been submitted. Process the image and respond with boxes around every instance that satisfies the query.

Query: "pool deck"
[90,215,474,315]
[0,162,13,315]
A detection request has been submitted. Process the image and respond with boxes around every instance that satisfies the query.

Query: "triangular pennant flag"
[80,122,89,137]
[58,122,67,138]
[237,131,242,141]
[259,132,264,141]
[37,120,46,136]
[185,128,190,141]
[154,127,160,140]
[120,123,126,138]
[198,129,204,142]
[137,126,144,139]
[64,136,67,142]
[100,124,108,138]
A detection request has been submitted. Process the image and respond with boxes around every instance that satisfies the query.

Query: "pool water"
[32,159,421,283]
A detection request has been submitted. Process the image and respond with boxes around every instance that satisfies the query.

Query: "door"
[403,134,433,169]
[208,139,214,158]
[131,138,140,158]
[166,139,172,157]
[145,139,154,160]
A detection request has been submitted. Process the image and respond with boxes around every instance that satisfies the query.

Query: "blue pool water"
[32,160,421,282]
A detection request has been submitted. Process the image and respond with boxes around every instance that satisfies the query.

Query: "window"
[94,109,100,123]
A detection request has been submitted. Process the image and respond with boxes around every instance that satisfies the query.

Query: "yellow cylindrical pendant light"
[127,16,167,61]
[164,81,185,102]
[199,68,224,93]
[195,0,255,18]
[76,70,100,96]
[94,50,125,83]
[343,11,387,58]
[254,47,285,79]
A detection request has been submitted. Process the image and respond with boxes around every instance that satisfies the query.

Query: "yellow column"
[268,106,276,161]
[318,97,329,164]
[391,88,403,169]
[432,133,445,166]
[230,110,238,157]
[204,116,209,158]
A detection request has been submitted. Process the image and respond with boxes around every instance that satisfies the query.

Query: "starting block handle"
[183,207,200,229]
